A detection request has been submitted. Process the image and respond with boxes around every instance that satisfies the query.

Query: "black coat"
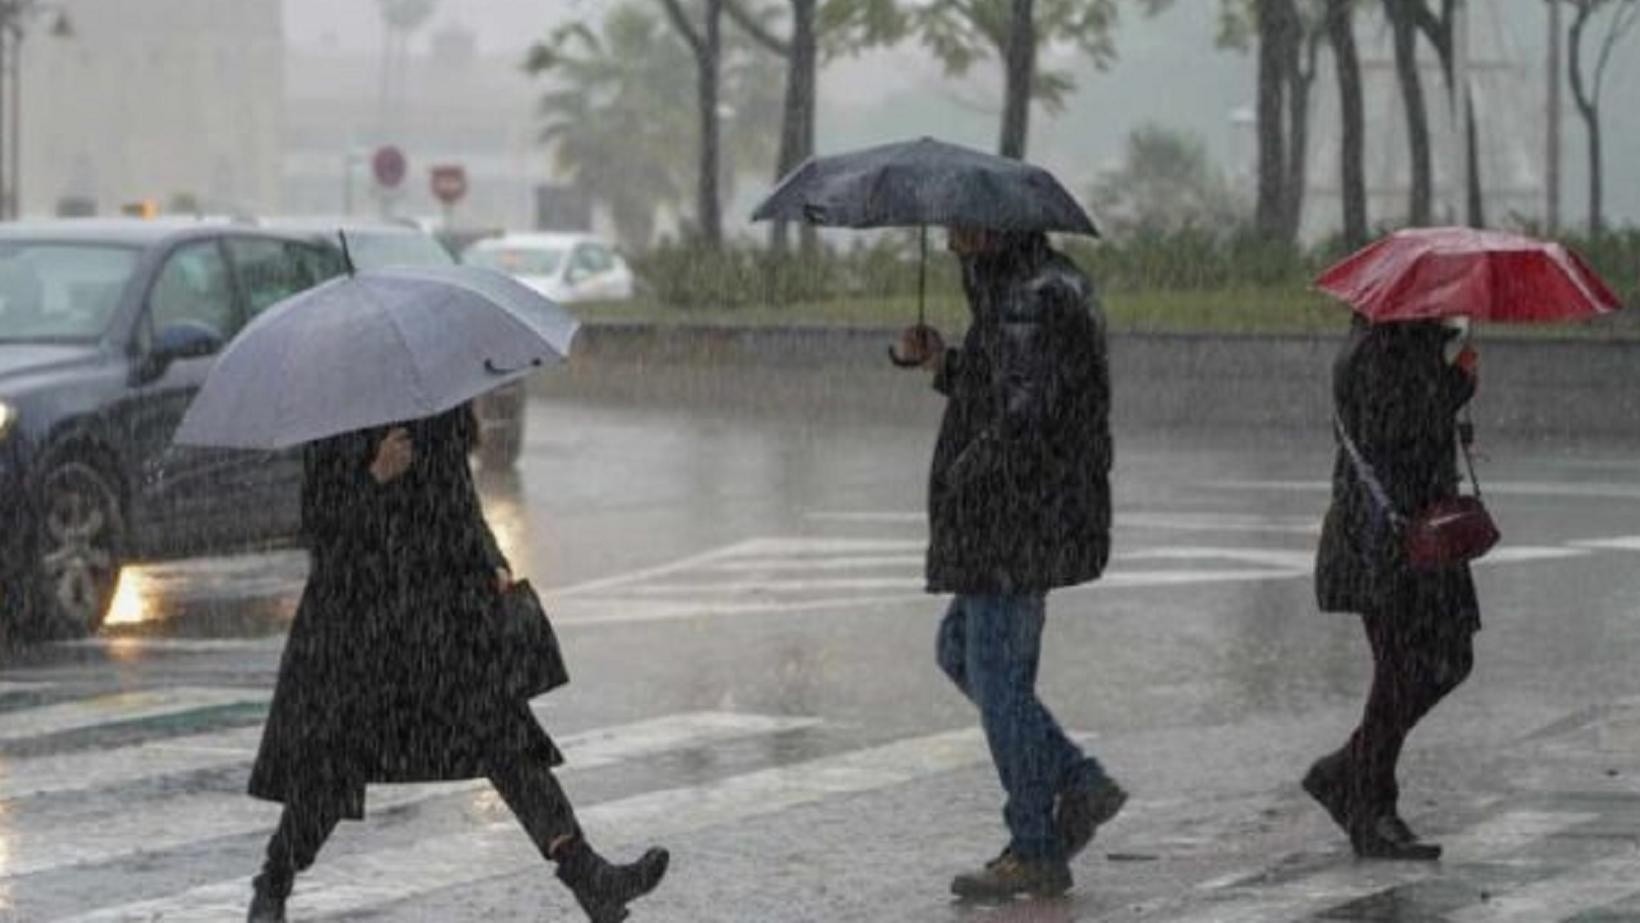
[925,240,1112,595]
[1315,321,1480,626]
[249,406,561,819]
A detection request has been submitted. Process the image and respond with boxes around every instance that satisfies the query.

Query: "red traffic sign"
[430,164,469,205]
[372,146,407,188]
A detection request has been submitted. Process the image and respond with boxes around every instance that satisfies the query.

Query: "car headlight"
[0,402,16,442]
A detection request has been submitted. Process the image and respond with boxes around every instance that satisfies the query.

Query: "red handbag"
[1335,416,1500,571]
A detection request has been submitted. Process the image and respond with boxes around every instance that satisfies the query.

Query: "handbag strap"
[1333,414,1407,527]
[1457,411,1485,499]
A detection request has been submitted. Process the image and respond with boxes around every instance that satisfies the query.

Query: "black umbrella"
[751,137,1098,343]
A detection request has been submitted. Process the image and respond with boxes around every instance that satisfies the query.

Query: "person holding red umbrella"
[1305,228,1621,860]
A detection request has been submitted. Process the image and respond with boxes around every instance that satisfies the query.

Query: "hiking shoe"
[1055,779,1128,860]
[950,851,1072,900]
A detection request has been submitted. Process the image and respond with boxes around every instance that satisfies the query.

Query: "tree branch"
[658,0,705,56]
[723,0,793,55]
[1592,0,1640,101]
[1568,1,1598,117]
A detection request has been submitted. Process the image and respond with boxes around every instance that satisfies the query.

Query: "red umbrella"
[1315,227,1623,324]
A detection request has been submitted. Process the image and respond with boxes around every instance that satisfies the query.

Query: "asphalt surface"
[6,367,1640,922]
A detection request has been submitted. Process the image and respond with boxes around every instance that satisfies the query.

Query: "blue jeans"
[937,593,1107,861]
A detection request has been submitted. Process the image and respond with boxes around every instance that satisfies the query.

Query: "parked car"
[0,220,350,640]
[257,219,527,471]
[461,233,635,305]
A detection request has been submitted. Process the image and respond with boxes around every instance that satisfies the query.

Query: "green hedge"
[631,227,1638,313]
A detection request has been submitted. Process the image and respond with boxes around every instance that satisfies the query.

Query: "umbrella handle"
[887,345,923,369]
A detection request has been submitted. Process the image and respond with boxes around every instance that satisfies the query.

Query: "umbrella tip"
[337,231,357,277]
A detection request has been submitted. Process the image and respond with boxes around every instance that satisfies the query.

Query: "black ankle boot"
[247,876,288,923]
[554,838,671,923]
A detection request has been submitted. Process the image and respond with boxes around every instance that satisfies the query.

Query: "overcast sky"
[283,0,582,54]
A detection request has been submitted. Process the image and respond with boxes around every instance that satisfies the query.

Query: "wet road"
[6,369,1640,922]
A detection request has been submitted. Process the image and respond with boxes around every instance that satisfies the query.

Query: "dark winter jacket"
[925,236,1112,595]
[1315,319,1481,625]
[249,405,560,819]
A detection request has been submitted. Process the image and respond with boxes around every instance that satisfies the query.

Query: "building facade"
[18,0,285,218]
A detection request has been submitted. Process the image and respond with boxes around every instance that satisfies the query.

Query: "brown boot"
[950,849,1072,900]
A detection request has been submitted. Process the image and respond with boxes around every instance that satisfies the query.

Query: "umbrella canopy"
[751,137,1098,235]
[173,265,579,450]
[1315,227,1623,324]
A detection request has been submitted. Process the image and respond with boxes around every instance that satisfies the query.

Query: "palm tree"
[527,4,782,250]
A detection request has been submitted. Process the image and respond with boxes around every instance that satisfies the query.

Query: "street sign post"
[430,164,468,228]
[372,146,407,189]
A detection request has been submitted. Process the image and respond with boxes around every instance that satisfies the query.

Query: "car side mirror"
[140,321,223,380]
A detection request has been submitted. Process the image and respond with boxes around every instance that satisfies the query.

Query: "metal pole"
[1453,0,1472,226]
[917,225,927,329]
[11,27,21,220]
[1546,0,1563,233]
[1,14,10,222]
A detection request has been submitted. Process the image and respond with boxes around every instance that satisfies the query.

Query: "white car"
[461,233,635,304]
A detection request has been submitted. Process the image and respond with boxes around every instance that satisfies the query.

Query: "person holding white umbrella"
[173,254,670,923]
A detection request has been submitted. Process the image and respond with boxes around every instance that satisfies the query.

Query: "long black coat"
[1315,320,1480,627]
[926,239,1112,595]
[249,406,561,819]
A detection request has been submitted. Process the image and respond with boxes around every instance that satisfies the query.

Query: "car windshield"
[464,246,565,277]
[345,231,456,270]
[0,243,141,342]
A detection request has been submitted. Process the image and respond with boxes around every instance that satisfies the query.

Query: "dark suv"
[0,220,358,640]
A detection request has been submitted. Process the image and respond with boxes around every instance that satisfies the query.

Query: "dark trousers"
[1343,608,1475,814]
[255,758,580,898]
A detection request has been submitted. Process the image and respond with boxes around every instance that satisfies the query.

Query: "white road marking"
[1166,810,1597,923]
[58,727,996,923]
[0,687,270,745]
[806,510,1329,534]
[0,682,53,694]
[1473,546,1590,565]
[1570,535,1640,552]
[1448,847,1640,922]
[708,555,925,572]
[1209,479,1640,501]
[0,712,820,880]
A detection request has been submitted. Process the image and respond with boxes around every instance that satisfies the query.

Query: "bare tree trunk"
[1385,0,1433,225]
[699,0,725,245]
[1465,94,1485,227]
[999,0,1035,159]
[771,0,818,254]
[1586,107,1602,233]
[1256,0,1295,239]
[1282,26,1322,239]
[1327,0,1368,248]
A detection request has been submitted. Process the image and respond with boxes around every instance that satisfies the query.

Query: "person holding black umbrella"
[753,138,1125,899]
[894,226,1127,899]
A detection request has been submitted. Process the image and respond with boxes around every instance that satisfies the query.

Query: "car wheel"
[28,460,125,639]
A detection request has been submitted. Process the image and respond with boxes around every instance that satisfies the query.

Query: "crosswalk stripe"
[1447,847,1640,921]
[0,681,54,694]
[708,555,925,572]
[1163,810,1597,923]
[0,708,815,804]
[0,687,270,745]
[1570,536,1640,552]
[1208,479,1640,501]
[57,727,991,922]
[0,712,819,880]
